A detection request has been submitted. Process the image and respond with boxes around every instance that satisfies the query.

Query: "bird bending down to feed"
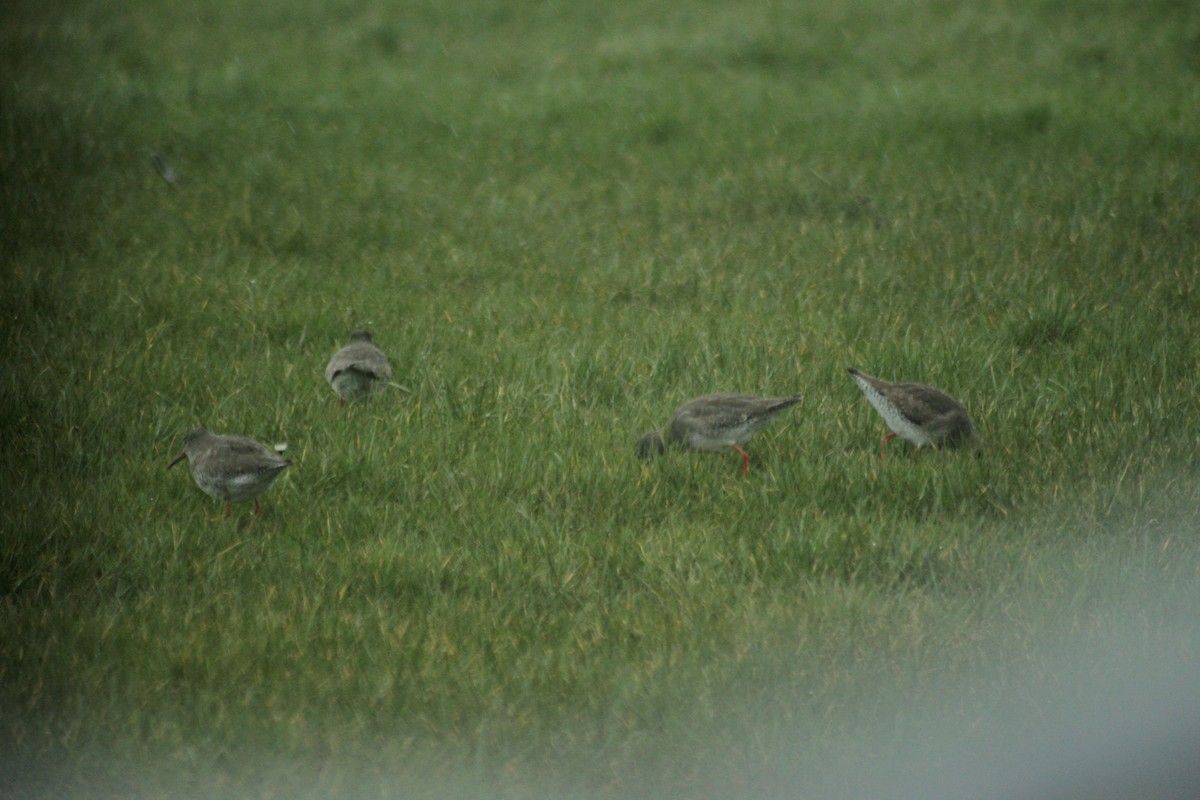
[325,330,393,406]
[847,367,981,455]
[635,392,803,475]
[168,428,291,519]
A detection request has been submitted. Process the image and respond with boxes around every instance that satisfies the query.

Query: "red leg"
[733,444,751,476]
[253,498,262,515]
[880,431,896,459]
[223,500,233,519]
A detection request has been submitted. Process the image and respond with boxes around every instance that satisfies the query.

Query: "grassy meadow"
[3,0,1200,796]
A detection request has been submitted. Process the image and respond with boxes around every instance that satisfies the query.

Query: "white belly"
[857,381,934,448]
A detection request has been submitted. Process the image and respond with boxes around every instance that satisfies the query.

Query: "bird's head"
[634,430,666,461]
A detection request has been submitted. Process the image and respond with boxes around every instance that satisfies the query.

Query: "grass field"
[3,0,1200,797]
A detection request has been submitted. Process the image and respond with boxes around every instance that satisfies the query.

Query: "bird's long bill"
[167,450,188,470]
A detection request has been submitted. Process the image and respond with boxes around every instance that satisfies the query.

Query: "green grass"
[3,0,1200,797]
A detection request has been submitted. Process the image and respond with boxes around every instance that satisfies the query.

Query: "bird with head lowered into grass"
[635,392,803,475]
[168,428,291,520]
[847,367,981,456]
[324,330,393,406]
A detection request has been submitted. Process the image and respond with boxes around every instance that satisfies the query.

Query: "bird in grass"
[635,392,804,476]
[847,367,981,455]
[150,151,181,185]
[324,330,393,406]
[168,428,291,520]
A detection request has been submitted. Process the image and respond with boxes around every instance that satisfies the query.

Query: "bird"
[150,151,181,185]
[635,392,803,475]
[847,367,981,455]
[168,428,291,520]
[324,330,393,406]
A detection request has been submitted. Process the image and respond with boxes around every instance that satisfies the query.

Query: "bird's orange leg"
[246,498,264,528]
[878,434,897,460]
[223,500,234,519]
[733,444,751,476]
